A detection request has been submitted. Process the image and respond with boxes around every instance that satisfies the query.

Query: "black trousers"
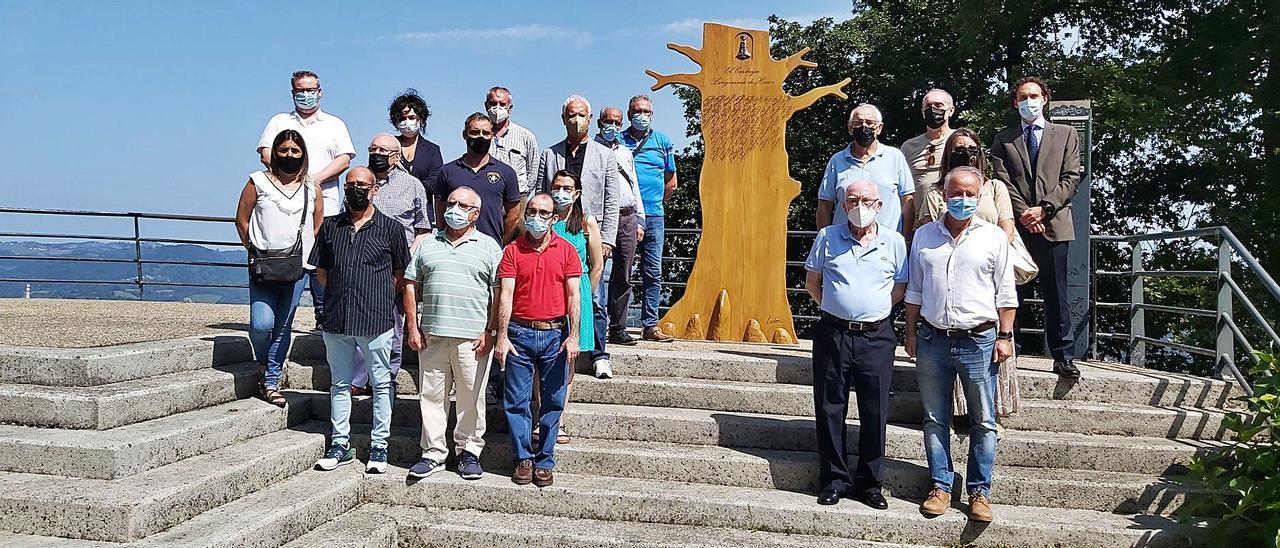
[1016,230,1074,361]
[812,316,896,494]
[606,211,638,338]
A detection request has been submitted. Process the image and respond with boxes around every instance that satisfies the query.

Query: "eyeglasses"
[844,197,881,208]
[446,202,479,212]
[525,208,554,219]
[850,120,878,128]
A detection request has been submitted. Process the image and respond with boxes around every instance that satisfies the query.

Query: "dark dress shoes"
[855,489,889,510]
[609,332,639,346]
[1054,359,1081,378]
[817,488,843,505]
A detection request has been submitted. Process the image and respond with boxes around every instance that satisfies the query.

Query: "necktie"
[1025,124,1040,171]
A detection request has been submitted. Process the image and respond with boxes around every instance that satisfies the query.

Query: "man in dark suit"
[990,76,1084,378]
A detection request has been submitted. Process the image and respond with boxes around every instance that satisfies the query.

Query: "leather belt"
[923,320,996,338]
[619,206,636,215]
[512,318,565,330]
[821,312,886,332]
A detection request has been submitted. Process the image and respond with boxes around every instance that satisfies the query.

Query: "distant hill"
[0,241,262,304]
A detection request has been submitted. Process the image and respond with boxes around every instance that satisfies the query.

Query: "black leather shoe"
[855,490,889,510]
[817,488,843,505]
[1054,359,1081,378]
[609,332,639,346]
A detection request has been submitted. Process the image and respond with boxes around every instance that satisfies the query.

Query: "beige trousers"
[418,335,492,462]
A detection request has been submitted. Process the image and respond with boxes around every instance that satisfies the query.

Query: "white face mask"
[847,204,877,228]
[397,119,420,137]
[487,105,510,124]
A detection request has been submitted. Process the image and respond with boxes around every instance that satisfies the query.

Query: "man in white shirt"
[904,166,1017,524]
[257,70,356,316]
[593,106,647,368]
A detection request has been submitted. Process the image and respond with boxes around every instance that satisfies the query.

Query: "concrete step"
[606,345,1241,409]
[0,335,252,387]
[284,360,420,395]
[570,374,1233,440]
[562,402,1223,476]
[133,467,361,547]
[363,467,1205,547]
[0,361,260,429]
[282,503,399,548]
[0,423,327,542]
[0,394,311,478]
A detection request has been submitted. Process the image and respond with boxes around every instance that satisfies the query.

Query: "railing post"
[1216,236,1234,379]
[1089,240,1098,360]
[133,215,144,298]
[1129,242,1146,366]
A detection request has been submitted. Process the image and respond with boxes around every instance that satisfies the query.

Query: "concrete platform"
[0,335,252,386]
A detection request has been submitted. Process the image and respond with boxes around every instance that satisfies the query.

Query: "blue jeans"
[248,277,305,389]
[638,215,665,328]
[323,329,395,450]
[915,323,999,497]
[307,269,325,319]
[353,297,404,388]
[502,322,569,469]
[590,262,610,362]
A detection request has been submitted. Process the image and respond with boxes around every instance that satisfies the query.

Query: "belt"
[512,318,565,330]
[821,312,886,332]
[922,320,996,338]
[619,206,636,215]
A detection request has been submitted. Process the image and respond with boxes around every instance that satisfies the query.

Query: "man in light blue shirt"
[816,104,915,237]
[804,179,907,510]
[620,94,678,342]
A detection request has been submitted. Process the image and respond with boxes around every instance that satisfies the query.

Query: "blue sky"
[0,1,853,241]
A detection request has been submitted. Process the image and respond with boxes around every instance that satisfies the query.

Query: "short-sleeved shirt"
[817,143,914,233]
[404,229,503,340]
[369,167,431,246]
[436,156,521,243]
[918,178,1015,227]
[308,210,410,337]
[621,129,677,217]
[804,223,908,322]
[491,121,540,195]
[498,233,584,322]
[899,130,953,204]
[257,110,356,215]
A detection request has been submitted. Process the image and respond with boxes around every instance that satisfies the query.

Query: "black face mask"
[466,136,492,155]
[274,154,304,175]
[851,126,877,148]
[949,148,981,169]
[924,107,948,129]
[368,153,392,173]
[345,186,371,211]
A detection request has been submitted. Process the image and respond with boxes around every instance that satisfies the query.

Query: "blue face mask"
[600,123,621,142]
[631,113,652,132]
[293,90,319,110]
[1017,98,1042,122]
[947,196,979,220]
[443,205,472,230]
[551,190,576,210]
[524,216,550,238]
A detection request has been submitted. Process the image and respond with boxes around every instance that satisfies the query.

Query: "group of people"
[805,77,1082,522]
[234,70,680,485]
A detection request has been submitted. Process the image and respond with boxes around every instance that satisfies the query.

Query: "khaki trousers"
[418,335,492,462]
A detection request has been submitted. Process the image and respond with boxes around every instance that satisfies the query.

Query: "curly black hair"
[388,89,432,126]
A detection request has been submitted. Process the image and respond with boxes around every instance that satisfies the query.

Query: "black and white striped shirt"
[308,209,410,337]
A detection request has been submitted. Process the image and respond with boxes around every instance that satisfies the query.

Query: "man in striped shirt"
[403,186,503,480]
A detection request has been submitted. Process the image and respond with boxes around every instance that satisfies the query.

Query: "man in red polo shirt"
[494,192,583,488]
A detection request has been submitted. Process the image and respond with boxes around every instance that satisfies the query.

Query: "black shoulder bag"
[248,183,308,286]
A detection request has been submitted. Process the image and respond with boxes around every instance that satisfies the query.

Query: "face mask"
[274,154,304,175]
[487,105,509,124]
[551,190,576,210]
[293,90,319,111]
[443,205,472,230]
[466,136,491,155]
[949,149,979,169]
[345,186,371,211]
[368,153,392,173]
[396,119,420,136]
[947,196,979,220]
[851,125,877,148]
[565,114,589,135]
[1018,98,1043,122]
[524,216,550,238]
[847,204,877,228]
[600,123,621,142]
[630,113,652,132]
[924,107,948,130]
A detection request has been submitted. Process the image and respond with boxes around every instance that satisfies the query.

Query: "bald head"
[371,133,399,151]
[448,186,481,209]
[922,89,954,109]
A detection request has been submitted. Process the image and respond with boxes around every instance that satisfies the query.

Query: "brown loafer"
[512,459,533,485]
[968,494,994,522]
[532,467,554,487]
[642,327,674,342]
[919,487,951,516]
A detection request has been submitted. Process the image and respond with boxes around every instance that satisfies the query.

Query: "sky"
[0,0,854,242]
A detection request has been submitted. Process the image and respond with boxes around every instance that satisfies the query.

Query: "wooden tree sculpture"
[647,23,849,344]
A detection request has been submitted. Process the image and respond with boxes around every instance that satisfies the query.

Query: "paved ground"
[0,299,315,348]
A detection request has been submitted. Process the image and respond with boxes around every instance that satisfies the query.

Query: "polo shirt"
[498,233,584,322]
[308,210,410,337]
[817,143,914,232]
[404,229,502,340]
[436,156,521,243]
[621,128,677,217]
[804,222,908,322]
[257,110,356,215]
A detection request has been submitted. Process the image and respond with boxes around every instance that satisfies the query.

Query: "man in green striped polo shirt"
[403,186,503,480]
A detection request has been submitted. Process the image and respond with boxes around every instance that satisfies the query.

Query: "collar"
[515,231,560,252]
[454,156,494,171]
[594,134,618,148]
[337,208,380,227]
[290,109,327,124]
[835,222,885,246]
[841,143,884,163]
[437,228,479,244]
[933,215,989,239]
[1021,118,1046,131]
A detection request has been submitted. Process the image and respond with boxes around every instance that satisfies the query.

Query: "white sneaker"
[593,358,613,379]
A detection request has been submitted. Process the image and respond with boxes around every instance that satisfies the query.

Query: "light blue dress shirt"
[804,222,909,322]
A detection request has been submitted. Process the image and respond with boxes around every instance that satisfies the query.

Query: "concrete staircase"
[0,333,1225,546]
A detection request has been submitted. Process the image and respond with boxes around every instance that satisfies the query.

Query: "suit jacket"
[990,121,1083,241]
[536,138,620,246]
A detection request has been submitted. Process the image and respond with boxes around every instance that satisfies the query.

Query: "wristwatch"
[487,329,498,337]
[997,331,1014,341]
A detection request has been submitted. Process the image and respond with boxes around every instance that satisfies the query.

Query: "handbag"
[1010,231,1039,285]
[248,183,308,286]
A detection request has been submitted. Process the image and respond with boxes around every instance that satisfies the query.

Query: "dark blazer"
[401,138,443,197]
[990,121,1083,241]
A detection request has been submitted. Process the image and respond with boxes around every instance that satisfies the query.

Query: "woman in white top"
[235,129,324,406]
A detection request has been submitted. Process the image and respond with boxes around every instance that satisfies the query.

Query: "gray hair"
[943,166,984,191]
[599,106,622,118]
[848,103,883,125]
[628,94,652,110]
[563,95,592,115]
[921,88,954,109]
